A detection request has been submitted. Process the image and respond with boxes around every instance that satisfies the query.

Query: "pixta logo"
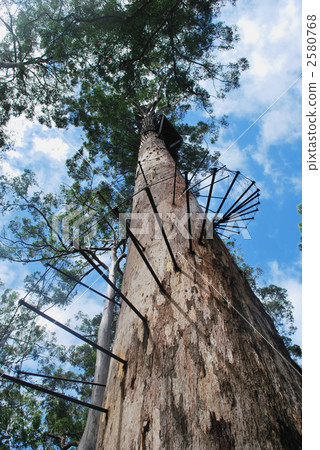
[118,212,252,240]
[52,204,97,249]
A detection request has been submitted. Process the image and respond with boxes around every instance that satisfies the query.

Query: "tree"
[39,313,99,449]
[0,0,302,448]
[0,284,48,449]
[258,285,301,361]
[0,279,104,449]
[0,0,246,166]
[77,233,125,449]
[0,168,127,447]
[90,111,301,449]
[1,1,247,446]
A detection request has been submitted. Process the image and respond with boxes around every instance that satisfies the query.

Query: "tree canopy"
[0,0,249,390]
[0,0,247,175]
[3,0,303,446]
[0,280,102,449]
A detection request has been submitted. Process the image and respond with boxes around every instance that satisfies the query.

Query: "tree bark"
[78,246,118,450]
[95,128,302,449]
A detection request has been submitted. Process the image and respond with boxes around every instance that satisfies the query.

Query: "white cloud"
[37,293,104,347]
[1,160,22,177]
[3,118,84,196]
[250,90,301,191]
[269,0,300,44]
[237,18,261,45]
[6,116,34,148]
[257,97,301,150]
[213,0,301,116]
[249,52,270,78]
[0,260,29,288]
[205,0,302,196]
[213,138,251,174]
[0,261,18,286]
[32,137,70,161]
[6,149,24,160]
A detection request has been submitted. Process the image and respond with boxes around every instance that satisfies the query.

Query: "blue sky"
[1,0,302,349]
[210,0,302,346]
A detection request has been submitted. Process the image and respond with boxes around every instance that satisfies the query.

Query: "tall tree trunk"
[96,126,302,449]
[78,246,117,450]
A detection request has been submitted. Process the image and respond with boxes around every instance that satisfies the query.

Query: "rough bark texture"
[96,129,302,449]
[78,246,117,450]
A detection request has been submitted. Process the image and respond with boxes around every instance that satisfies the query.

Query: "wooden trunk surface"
[96,131,301,450]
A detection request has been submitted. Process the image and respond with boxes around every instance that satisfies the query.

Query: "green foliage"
[1,0,248,184]
[225,240,263,292]
[0,167,126,445]
[0,384,44,449]
[257,284,297,339]
[0,285,53,448]
[0,281,100,449]
[226,241,301,363]
[0,0,250,444]
[0,287,53,373]
[0,167,127,309]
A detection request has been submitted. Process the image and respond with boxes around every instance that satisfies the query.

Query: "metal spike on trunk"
[138,161,179,271]
[19,299,127,365]
[17,370,107,387]
[1,373,108,414]
[79,250,148,323]
[96,117,301,450]
[184,171,194,253]
[47,263,120,306]
[199,168,217,244]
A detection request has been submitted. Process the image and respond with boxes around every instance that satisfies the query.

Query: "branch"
[125,0,154,23]
[115,252,127,269]
[44,11,124,25]
[59,265,96,298]
[47,433,79,450]
[157,96,182,114]
[85,249,110,272]
[0,55,52,70]
[124,0,182,64]
[0,61,20,69]
[115,238,127,251]
[0,251,76,264]
[18,194,68,250]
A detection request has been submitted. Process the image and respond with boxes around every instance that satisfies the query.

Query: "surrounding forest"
[0,0,301,448]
